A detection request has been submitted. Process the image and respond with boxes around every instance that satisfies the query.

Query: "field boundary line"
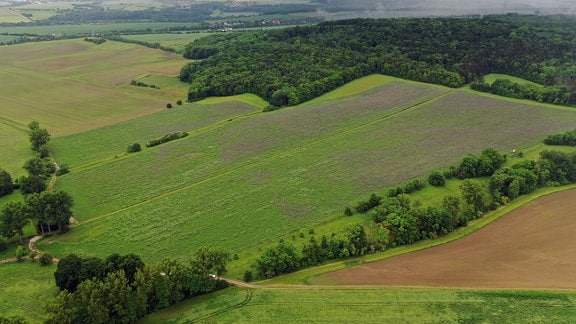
[76,90,454,226]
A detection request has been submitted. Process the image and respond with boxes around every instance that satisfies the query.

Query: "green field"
[141,286,576,323]
[35,76,576,276]
[0,39,188,137]
[0,7,29,23]
[0,262,58,323]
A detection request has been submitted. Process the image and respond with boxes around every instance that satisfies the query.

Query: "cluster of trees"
[254,223,388,279]
[180,15,576,108]
[83,37,106,45]
[0,191,74,244]
[544,128,576,146]
[146,131,188,148]
[130,80,159,89]
[471,78,573,106]
[46,248,230,323]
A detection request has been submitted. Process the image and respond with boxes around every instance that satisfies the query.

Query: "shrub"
[344,206,353,216]
[166,103,173,108]
[15,246,27,262]
[428,170,446,186]
[243,270,253,282]
[126,143,142,153]
[39,253,53,266]
[146,132,188,147]
[56,164,70,176]
[177,100,183,105]
[0,239,7,252]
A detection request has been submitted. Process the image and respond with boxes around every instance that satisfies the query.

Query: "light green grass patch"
[0,122,33,177]
[50,100,260,168]
[143,286,576,323]
[0,262,58,323]
[304,74,395,105]
[199,94,269,109]
[0,7,29,23]
[0,39,187,137]
[484,73,544,87]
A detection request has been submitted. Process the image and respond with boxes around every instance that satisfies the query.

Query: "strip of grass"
[0,122,33,177]
[303,74,396,105]
[484,73,544,87]
[142,286,576,323]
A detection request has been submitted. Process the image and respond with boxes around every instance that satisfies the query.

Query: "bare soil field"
[319,189,576,289]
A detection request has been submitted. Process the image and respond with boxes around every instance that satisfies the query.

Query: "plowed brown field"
[319,189,576,289]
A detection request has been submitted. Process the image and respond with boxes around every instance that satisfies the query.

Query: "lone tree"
[28,121,51,153]
[0,201,29,244]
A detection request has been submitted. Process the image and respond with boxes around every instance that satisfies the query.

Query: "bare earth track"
[318,189,576,289]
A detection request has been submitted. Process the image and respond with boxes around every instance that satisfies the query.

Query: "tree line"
[471,77,572,106]
[180,15,576,108]
[46,248,230,323]
[0,122,72,249]
[250,143,576,279]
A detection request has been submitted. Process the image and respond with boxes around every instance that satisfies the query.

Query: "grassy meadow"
[0,39,188,137]
[141,286,576,323]
[0,262,58,323]
[0,7,29,23]
[37,77,576,277]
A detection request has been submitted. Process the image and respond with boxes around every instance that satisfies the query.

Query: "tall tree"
[28,121,51,153]
[0,201,29,244]
[0,169,14,197]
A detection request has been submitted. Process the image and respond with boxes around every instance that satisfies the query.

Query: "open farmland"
[142,286,576,323]
[0,7,28,23]
[318,189,576,289]
[0,39,188,137]
[39,80,576,268]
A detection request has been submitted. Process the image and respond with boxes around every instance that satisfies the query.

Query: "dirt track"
[317,189,576,289]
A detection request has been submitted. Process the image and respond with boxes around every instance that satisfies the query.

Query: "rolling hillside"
[40,77,576,271]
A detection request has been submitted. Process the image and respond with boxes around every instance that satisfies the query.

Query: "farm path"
[76,89,454,227]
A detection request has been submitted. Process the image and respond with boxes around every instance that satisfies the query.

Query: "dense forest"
[179,15,576,107]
